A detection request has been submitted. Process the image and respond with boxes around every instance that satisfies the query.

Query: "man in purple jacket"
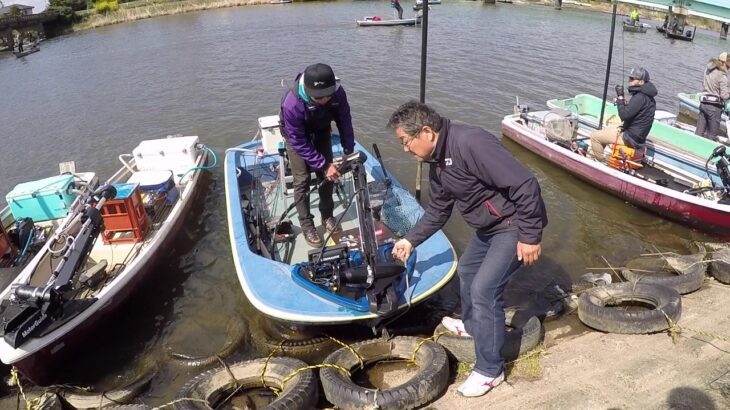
[280,63,356,247]
[389,102,547,397]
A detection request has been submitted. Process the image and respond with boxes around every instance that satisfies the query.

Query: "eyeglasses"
[311,94,333,102]
[401,129,423,148]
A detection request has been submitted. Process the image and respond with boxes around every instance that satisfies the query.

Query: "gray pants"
[695,103,723,142]
[285,134,334,229]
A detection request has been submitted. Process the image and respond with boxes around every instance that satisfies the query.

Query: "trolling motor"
[684,145,730,203]
[300,150,405,316]
[1,185,116,348]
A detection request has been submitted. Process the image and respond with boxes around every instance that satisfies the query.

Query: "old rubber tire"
[174,357,317,410]
[249,316,337,364]
[578,282,681,334]
[320,336,449,410]
[622,254,706,294]
[710,248,730,284]
[433,314,542,363]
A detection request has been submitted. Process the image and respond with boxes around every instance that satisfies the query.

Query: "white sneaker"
[456,371,504,397]
[441,316,471,337]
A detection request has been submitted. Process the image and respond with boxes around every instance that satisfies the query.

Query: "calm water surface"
[0,1,723,404]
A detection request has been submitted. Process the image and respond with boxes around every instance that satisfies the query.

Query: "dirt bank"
[428,281,730,409]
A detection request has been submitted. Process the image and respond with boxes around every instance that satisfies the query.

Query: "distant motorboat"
[13,44,39,58]
[357,15,421,26]
[270,0,292,4]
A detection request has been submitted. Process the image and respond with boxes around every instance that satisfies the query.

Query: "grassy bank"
[73,0,269,31]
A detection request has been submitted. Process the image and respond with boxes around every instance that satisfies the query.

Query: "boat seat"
[608,144,646,171]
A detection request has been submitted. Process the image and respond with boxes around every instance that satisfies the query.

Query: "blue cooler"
[6,174,77,222]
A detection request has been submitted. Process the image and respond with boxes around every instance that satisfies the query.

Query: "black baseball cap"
[303,63,337,98]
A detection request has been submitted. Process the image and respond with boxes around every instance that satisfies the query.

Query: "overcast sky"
[6,0,48,12]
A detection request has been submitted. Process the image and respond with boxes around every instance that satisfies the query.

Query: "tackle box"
[6,174,77,222]
[132,136,200,177]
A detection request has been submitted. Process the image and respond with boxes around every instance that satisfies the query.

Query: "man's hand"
[517,242,541,266]
[615,85,624,98]
[392,239,413,263]
[325,163,341,181]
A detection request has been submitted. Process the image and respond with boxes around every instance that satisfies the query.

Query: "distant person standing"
[696,52,730,141]
[630,8,640,25]
[390,0,403,20]
[17,40,23,53]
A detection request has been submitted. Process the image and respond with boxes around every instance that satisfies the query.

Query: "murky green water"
[0,1,723,406]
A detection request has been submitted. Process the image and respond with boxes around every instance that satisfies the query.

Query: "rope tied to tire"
[660,308,730,347]
[260,336,361,396]
[410,331,449,363]
[11,367,41,410]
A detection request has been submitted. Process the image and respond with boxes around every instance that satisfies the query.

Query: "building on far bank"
[0,4,34,17]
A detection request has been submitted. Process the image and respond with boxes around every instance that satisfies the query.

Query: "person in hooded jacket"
[695,52,730,141]
[389,101,548,398]
[390,0,404,20]
[590,67,657,162]
[280,63,355,247]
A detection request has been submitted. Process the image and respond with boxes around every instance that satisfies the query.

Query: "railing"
[0,12,58,28]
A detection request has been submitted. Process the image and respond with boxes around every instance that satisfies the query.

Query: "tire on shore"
[167,316,248,368]
[174,357,317,410]
[710,248,730,284]
[433,314,542,363]
[622,251,707,294]
[578,282,681,334]
[320,336,449,410]
[249,316,337,364]
[58,367,156,409]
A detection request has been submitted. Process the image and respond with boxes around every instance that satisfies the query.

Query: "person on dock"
[589,67,656,163]
[280,63,355,247]
[630,8,640,26]
[695,52,730,141]
[389,101,548,398]
[391,0,404,20]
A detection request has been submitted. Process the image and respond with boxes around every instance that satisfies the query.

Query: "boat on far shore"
[13,44,39,58]
[622,20,650,33]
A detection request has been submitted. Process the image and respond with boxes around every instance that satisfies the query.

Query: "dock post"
[721,22,728,40]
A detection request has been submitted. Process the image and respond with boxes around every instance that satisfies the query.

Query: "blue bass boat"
[225,116,457,324]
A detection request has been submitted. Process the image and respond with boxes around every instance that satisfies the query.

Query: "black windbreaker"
[618,81,657,147]
[404,119,548,247]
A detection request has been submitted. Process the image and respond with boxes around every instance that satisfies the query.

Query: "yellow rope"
[150,397,215,409]
[10,367,41,410]
[327,335,364,370]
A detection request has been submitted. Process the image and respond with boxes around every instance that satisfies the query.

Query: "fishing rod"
[598,0,619,130]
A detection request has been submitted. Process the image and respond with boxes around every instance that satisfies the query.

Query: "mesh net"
[544,115,577,144]
[380,185,424,237]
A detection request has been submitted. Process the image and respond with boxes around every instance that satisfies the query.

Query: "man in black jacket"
[590,67,657,162]
[389,102,548,397]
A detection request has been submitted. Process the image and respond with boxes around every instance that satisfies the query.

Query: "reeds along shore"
[73,0,270,31]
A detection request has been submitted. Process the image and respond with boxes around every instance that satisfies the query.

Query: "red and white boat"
[501,109,730,238]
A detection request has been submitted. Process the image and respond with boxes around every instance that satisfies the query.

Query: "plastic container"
[6,174,77,222]
[127,170,178,204]
[100,183,149,244]
[132,136,199,177]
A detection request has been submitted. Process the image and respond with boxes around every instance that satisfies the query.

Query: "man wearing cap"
[589,67,657,162]
[280,63,356,247]
[696,52,730,141]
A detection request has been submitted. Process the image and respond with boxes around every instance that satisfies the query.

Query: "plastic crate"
[6,174,77,222]
[100,183,149,244]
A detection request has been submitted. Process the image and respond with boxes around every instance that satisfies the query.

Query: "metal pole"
[415,0,429,202]
[598,0,618,130]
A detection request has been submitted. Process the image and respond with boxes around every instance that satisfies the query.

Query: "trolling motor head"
[334,151,367,173]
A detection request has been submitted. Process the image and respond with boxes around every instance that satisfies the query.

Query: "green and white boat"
[677,92,730,123]
[547,93,723,184]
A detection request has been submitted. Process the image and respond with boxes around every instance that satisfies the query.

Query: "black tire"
[320,336,449,410]
[622,253,707,294]
[710,248,730,284]
[174,357,317,410]
[578,282,681,334]
[58,367,156,409]
[167,316,248,368]
[433,314,542,363]
[249,316,337,364]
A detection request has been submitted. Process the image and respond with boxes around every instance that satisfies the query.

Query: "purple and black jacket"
[280,73,356,171]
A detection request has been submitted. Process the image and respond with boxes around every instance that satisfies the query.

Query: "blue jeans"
[458,229,521,377]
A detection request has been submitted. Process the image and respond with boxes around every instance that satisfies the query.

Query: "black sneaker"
[324,217,340,234]
[302,225,323,247]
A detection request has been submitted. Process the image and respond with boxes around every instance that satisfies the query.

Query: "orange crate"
[101,183,149,244]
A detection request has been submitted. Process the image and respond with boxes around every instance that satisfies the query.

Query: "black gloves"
[615,85,625,99]
[343,147,354,155]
